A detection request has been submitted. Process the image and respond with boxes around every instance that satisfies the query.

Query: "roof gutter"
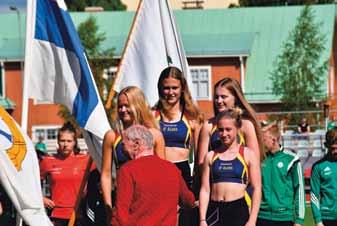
[186,54,249,58]
[0,58,24,62]
[112,53,250,59]
[248,99,282,104]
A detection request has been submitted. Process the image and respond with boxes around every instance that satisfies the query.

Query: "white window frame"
[32,125,61,142]
[103,66,117,80]
[189,65,212,101]
[33,98,53,105]
[103,66,118,99]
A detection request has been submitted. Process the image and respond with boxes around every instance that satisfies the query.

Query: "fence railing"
[281,130,326,157]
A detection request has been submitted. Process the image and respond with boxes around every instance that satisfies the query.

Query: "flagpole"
[165,0,185,68]
[105,0,144,109]
[21,61,29,133]
[164,0,195,100]
[21,0,36,133]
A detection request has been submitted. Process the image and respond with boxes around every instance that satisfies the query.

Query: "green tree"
[270,5,328,116]
[65,0,126,11]
[58,16,115,124]
[239,0,334,6]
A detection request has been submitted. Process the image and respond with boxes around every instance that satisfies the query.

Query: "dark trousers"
[52,218,69,226]
[174,161,197,226]
[206,198,249,226]
[174,160,192,189]
[323,220,337,226]
[257,218,293,226]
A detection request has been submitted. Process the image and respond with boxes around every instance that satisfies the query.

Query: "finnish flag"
[24,0,110,169]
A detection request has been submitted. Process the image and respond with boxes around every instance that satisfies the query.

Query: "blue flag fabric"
[25,0,110,169]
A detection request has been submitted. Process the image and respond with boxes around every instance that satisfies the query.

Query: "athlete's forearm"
[199,189,210,220]
[101,173,112,207]
[248,185,261,224]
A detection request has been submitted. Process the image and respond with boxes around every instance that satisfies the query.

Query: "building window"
[182,0,204,9]
[47,129,58,140]
[103,67,117,99]
[103,66,117,81]
[35,129,45,139]
[190,66,211,100]
[32,125,61,142]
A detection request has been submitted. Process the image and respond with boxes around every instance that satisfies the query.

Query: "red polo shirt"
[112,155,195,226]
[40,153,89,219]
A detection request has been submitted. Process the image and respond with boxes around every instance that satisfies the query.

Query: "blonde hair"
[113,86,159,130]
[262,122,281,141]
[214,78,265,160]
[216,107,243,128]
[154,66,203,123]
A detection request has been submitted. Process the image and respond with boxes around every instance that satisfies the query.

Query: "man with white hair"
[111,125,195,226]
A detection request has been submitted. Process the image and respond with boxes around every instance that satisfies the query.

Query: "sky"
[0,0,26,13]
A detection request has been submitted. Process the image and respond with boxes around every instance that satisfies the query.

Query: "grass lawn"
[305,206,315,226]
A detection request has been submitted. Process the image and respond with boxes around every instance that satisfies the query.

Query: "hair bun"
[231,107,243,116]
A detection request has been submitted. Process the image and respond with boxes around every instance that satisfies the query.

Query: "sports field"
[305,206,315,226]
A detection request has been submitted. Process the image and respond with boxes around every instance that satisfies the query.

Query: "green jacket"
[310,157,337,224]
[258,147,305,225]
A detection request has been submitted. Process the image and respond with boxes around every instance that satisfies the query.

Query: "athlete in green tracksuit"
[257,122,305,226]
[310,128,337,226]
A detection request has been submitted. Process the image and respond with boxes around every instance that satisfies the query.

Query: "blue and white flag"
[24,0,110,169]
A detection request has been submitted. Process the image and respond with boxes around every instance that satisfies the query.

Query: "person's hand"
[316,223,324,226]
[193,200,199,208]
[0,201,3,216]
[199,220,207,226]
[105,204,113,226]
[294,223,302,226]
[43,197,55,209]
[244,219,256,226]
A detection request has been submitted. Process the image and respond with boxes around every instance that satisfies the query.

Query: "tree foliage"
[58,16,115,124]
[239,0,334,6]
[65,0,126,11]
[270,5,328,114]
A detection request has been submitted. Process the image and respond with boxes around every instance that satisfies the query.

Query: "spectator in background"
[111,125,195,226]
[297,118,311,134]
[310,128,337,226]
[35,135,48,161]
[40,122,91,226]
[258,122,305,226]
[327,115,337,131]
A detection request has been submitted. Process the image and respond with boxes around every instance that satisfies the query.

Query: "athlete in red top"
[111,125,195,226]
[40,123,90,226]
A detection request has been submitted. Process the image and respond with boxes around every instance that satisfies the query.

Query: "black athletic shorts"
[206,198,249,226]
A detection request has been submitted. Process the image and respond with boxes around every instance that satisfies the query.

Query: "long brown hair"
[213,78,265,160]
[154,66,203,123]
[113,86,159,130]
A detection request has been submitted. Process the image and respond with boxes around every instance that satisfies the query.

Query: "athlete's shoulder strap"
[239,145,245,159]
[211,151,219,164]
[153,110,161,120]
